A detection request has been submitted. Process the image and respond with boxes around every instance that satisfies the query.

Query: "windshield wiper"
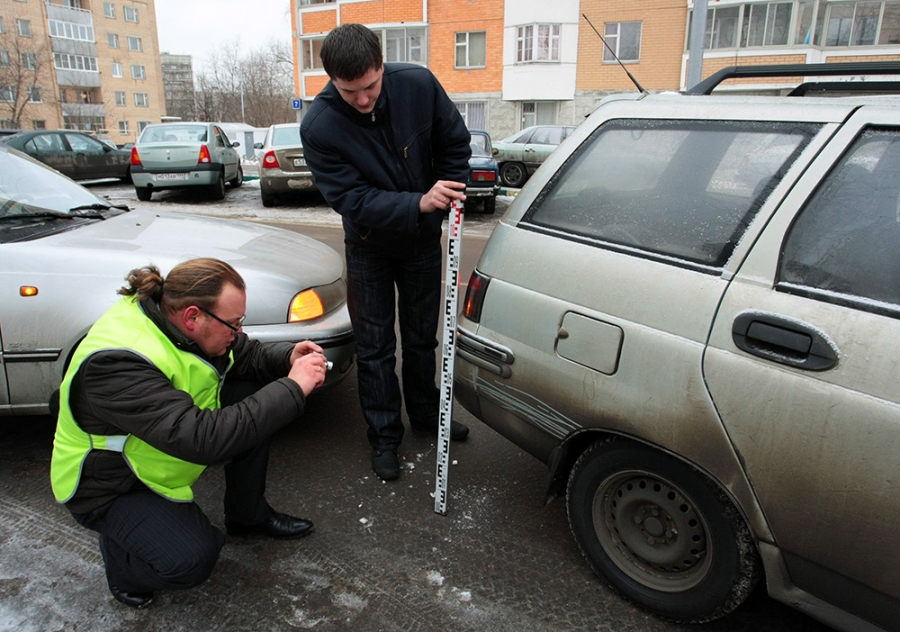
[69,202,130,217]
[0,210,75,223]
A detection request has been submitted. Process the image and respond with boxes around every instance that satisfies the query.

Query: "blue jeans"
[346,240,442,452]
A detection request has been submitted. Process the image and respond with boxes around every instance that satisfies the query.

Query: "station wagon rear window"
[523,119,819,268]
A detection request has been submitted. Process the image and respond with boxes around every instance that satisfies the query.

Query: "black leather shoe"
[372,450,400,480]
[226,510,314,539]
[410,419,470,442]
[108,584,153,609]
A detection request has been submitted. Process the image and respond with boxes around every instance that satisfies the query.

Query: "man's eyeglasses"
[199,306,245,333]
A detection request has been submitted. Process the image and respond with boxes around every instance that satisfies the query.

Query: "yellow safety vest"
[50,297,232,503]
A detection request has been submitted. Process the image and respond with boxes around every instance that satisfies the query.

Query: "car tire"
[135,187,152,201]
[261,191,276,207]
[483,196,496,215]
[567,437,761,623]
[230,164,243,188]
[210,172,226,200]
[500,162,528,188]
[120,166,132,184]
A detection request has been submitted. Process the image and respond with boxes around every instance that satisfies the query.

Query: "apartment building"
[293,0,900,140]
[0,0,166,143]
[160,52,195,121]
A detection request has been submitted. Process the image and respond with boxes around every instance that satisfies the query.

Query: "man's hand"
[419,180,466,213]
[289,340,323,365]
[288,341,327,396]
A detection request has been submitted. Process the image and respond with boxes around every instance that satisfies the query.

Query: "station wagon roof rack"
[686,61,900,96]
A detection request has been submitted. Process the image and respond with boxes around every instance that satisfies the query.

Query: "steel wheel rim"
[592,469,711,592]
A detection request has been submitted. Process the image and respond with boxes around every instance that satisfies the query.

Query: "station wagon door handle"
[731,312,838,371]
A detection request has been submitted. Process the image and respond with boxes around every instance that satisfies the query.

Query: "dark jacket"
[65,298,306,515]
[300,63,471,253]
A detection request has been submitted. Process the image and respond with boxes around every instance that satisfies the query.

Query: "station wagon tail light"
[471,170,496,183]
[263,150,280,169]
[130,147,141,165]
[288,280,347,322]
[463,270,490,323]
[198,144,211,164]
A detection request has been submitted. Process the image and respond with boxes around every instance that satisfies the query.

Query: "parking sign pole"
[434,198,463,515]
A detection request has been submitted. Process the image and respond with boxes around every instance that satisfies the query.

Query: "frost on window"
[781,127,900,309]
[524,119,817,268]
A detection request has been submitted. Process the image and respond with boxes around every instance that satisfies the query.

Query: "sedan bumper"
[131,164,220,190]
[260,168,317,194]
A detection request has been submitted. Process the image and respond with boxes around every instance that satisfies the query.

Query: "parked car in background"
[454,62,900,631]
[130,122,243,201]
[254,123,316,207]
[492,124,576,188]
[464,130,500,215]
[0,143,354,416]
[1,130,131,181]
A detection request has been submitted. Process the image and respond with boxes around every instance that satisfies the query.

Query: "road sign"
[292,98,303,110]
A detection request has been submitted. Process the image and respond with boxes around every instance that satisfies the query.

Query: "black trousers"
[73,379,275,594]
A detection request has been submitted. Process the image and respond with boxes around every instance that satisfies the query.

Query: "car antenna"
[582,13,648,95]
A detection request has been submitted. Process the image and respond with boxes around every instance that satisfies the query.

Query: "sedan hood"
[5,208,344,324]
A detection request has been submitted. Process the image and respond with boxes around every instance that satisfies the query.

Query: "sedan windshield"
[0,147,116,223]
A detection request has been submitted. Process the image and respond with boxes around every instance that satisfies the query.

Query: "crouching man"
[50,257,328,608]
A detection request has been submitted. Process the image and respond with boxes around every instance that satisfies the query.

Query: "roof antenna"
[582,13,648,95]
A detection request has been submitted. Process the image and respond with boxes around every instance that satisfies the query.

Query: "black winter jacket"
[300,63,471,253]
[65,298,306,515]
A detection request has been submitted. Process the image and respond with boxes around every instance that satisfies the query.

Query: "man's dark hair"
[320,24,383,81]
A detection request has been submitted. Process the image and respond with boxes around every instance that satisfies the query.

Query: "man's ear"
[181,306,202,332]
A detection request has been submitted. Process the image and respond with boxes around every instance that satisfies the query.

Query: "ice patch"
[425,570,445,587]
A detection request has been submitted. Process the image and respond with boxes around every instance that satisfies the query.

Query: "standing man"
[301,23,472,481]
[51,258,328,608]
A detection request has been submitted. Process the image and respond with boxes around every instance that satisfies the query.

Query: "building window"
[603,21,642,62]
[115,90,126,106]
[127,36,142,52]
[742,2,793,47]
[370,27,427,64]
[0,17,4,33]
[33,120,46,130]
[516,24,560,63]
[54,53,99,72]
[455,31,486,68]
[108,32,119,48]
[0,51,9,68]
[705,5,741,48]
[0,87,14,102]
[134,92,148,106]
[124,6,139,23]
[825,0,882,45]
[28,86,41,103]
[301,37,324,70]
[521,101,557,128]
[104,2,115,18]
[118,120,129,135]
[111,62,123,77]
[62,0,82,7]
[21,52,36,69]
[49,20,95,42]
[131,64,145,80]
[298,0,336,4]
[17,19,32,37]
[138,120,150,132]
[455,102,486,129]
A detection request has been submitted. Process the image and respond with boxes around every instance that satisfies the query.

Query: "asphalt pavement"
[0,179,833,632]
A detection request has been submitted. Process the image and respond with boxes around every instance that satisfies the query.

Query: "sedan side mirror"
[231,141,241,148]
[253,142,263,149]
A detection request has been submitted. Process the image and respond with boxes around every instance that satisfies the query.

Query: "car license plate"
[292,159,306,167]
[157,173,187,181]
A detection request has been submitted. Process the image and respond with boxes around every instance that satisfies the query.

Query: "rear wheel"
[500,162,527,188]
[261,191,276,207]
[210,172,226,200]
[567,437,761,623]
[230,164,243,187]
[135,187,152,201]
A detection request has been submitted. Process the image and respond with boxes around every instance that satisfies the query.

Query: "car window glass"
[533,127,562,145]
[214,128,226,147]
[523,119,818,268]
[509,129,533,144]
[780,127,900,311]
[469,134,490,157]
[30,134,65,152]
[65,133,103,153]
[271,126,302,147]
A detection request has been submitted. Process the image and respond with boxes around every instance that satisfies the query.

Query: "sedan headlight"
[288,279,346,322]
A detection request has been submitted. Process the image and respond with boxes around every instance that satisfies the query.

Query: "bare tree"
[0,31,54,128]
[195,39,294,127]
